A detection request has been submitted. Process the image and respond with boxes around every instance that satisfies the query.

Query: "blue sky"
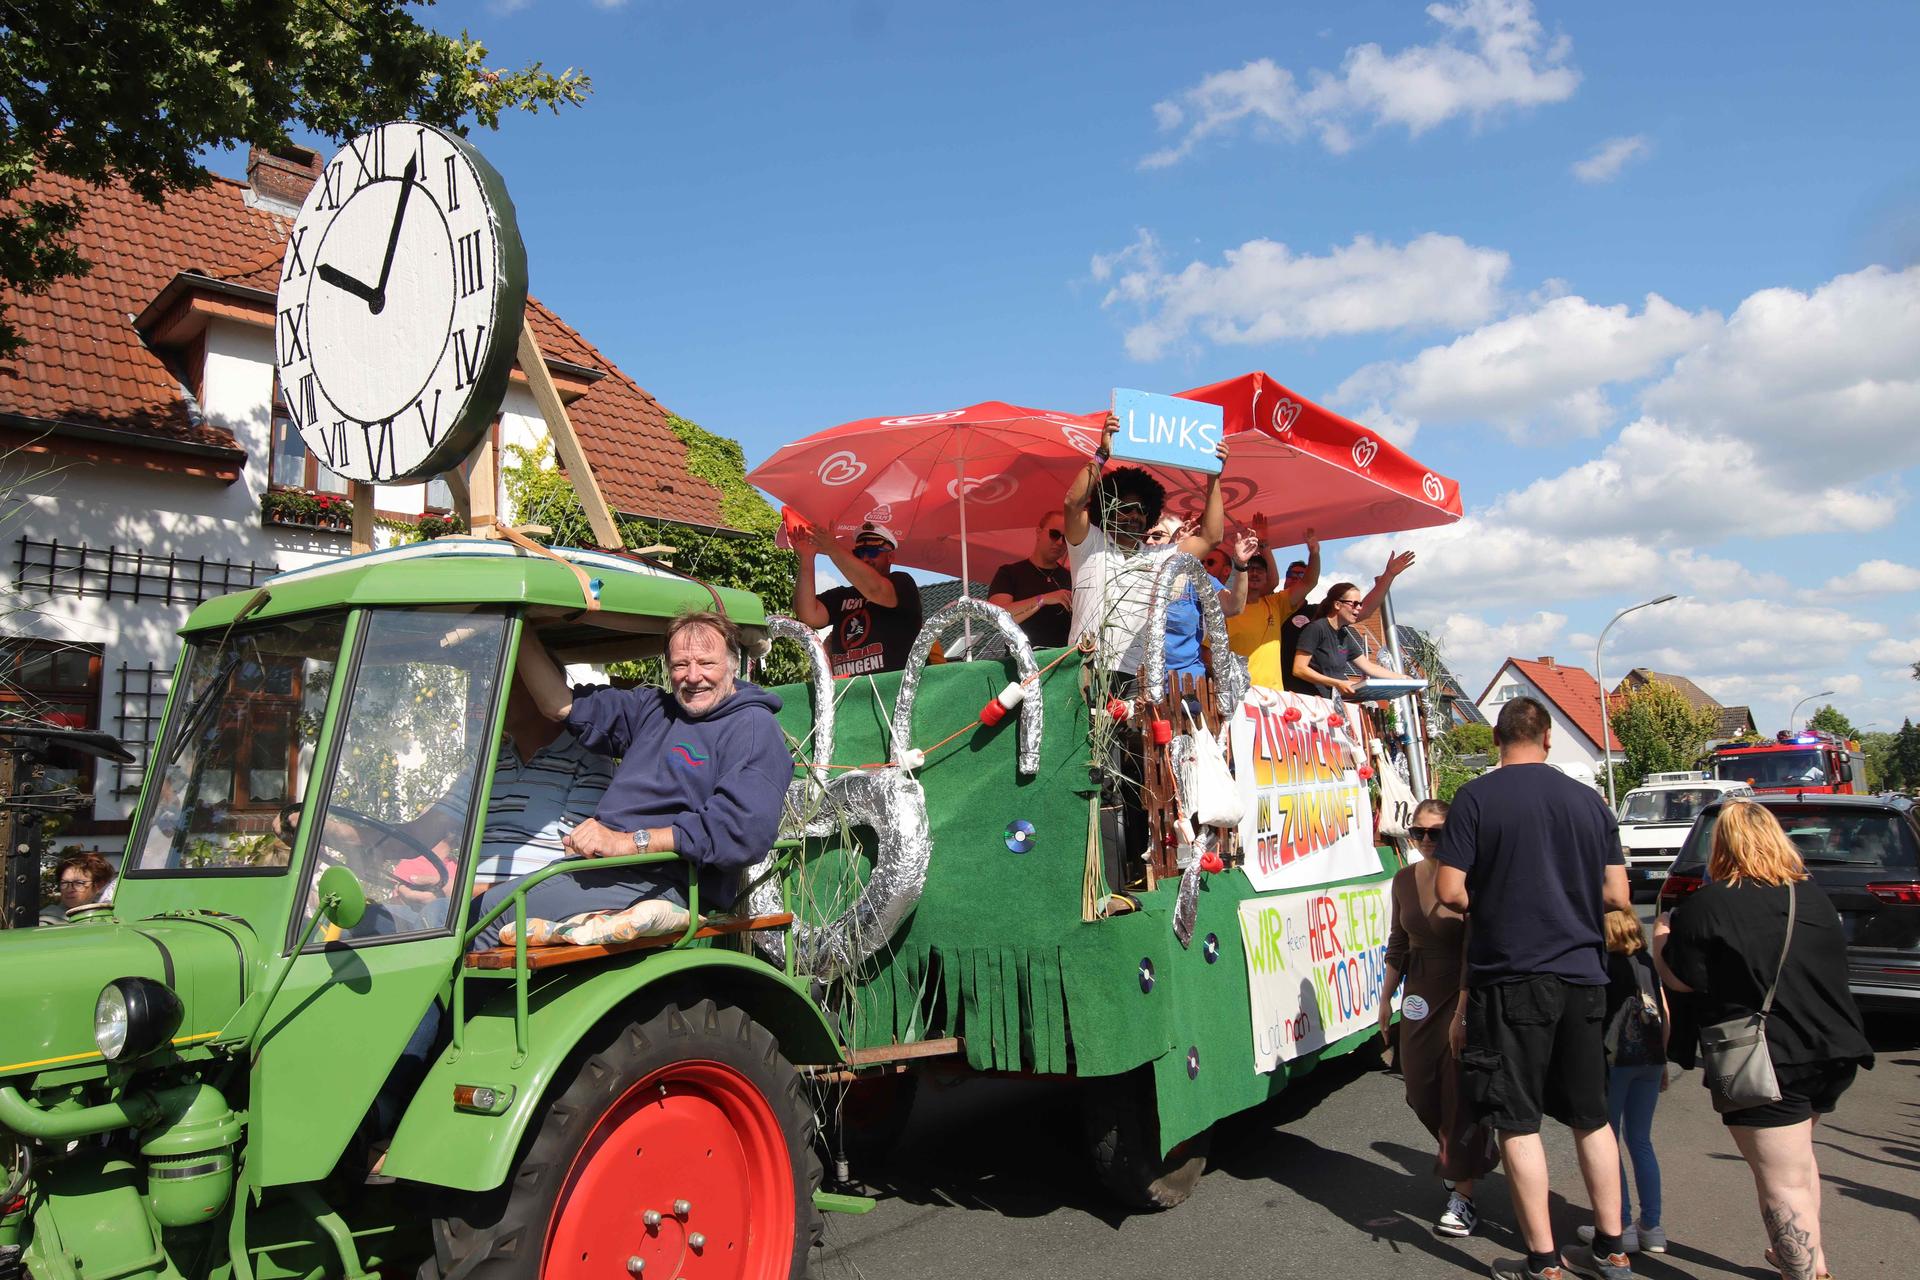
[228,0,1920,735]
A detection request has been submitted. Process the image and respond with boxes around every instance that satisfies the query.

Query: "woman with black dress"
[1653,802,1874,1280]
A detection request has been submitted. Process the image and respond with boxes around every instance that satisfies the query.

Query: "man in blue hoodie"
[468,609,793,948]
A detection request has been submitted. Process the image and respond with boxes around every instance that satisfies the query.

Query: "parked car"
[1659,793,1920,1012]
[1617,772,1754,897]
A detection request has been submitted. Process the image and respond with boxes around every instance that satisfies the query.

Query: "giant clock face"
[274,122,528,484]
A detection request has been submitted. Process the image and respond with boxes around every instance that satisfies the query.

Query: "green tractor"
[0,540,847,1280]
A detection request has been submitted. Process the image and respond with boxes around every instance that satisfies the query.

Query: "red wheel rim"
[544,1058,794,1279]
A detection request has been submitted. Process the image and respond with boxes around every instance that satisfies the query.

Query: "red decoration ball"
[1199,851,1225,875]
[1106,698,1129,721]
[1357,765,1374,780]
[1283,707,1302,723]
[1327,714,1345,728]
[979,699,1009,727]
[1150,719,1173,745]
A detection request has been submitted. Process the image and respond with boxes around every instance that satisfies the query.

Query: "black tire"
[420,998,823,1279]
[1079,1069,1211,1211]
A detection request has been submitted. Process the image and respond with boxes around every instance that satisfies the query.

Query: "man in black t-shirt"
[1436,697,1636,1280]
[792,520,924,678]
[987,510,1073,648]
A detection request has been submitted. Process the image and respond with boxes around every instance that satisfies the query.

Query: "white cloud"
[1430,610,1568,689]
[1143,0,1578,166]
[1096,231,1509,361]
[1571,135,1650,183]
[1644,264,1920,484]
[1335,293,1718,438]
[1487,416,1899,542]
[1822,559,1920,597]
[1867,637,1920,667]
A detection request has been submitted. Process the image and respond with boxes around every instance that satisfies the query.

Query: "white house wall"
[1474,668,1623,776]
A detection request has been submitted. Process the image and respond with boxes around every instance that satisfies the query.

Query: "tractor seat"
[463,912,794,971]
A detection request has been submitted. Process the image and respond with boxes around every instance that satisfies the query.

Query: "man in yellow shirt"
[1226,529,1319,690]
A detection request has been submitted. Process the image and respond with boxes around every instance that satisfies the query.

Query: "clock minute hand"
[316,262,380,305]
[368,154,419,316]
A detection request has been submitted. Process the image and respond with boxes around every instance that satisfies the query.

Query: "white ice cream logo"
[817,450,868,486]
[1351,437,1378,469]
[1062,426,1103,456]
[1421,472,1445,502]
[947,474,1019,505]
[880,410,967,426]
[1270,398,1301,435]
[864,503,895,524]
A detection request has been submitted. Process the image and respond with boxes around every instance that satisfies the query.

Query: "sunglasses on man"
[1045,529,1065,542]
[852,543,888,560]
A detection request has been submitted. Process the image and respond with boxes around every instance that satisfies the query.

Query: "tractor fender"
[381,948,841,1192]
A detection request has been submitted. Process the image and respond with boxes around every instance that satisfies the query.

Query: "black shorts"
[1720,1061,1859,1129]
[1460,975,1609,1135]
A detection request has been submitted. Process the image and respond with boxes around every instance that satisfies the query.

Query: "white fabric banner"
[1238,880,1396,1073]
[1229,689,1380,892]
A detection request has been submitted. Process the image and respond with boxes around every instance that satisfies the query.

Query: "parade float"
[0,122,1464,1280]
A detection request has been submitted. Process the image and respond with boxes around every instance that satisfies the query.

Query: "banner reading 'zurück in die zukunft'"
[1228,691,1378,892]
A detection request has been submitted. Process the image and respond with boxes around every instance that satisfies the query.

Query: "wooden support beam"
[516,324,622,550]
[468,438,496,535]
[349,481,376,554]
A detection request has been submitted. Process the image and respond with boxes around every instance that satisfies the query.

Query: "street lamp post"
[1596,594,1680,811]
[1789,690,1834,734]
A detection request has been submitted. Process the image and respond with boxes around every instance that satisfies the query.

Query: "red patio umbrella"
[1156,371,1462,545]
[746,400,1106,587]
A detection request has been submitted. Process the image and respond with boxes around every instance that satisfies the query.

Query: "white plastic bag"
[1180,702,1245,828]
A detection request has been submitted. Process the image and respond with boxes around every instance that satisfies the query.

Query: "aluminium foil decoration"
[746,767,932,980]
[891,597,1043,776]
[1140,552,1250,716]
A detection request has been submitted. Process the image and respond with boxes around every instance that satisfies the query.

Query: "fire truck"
[1710,728,1868,795]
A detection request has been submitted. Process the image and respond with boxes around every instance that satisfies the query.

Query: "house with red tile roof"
[1,145,739,845]
[1474,655,1625,784]
[1613,668,1757,747]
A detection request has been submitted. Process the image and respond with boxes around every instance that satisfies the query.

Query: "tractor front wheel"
[423,999,821,1280]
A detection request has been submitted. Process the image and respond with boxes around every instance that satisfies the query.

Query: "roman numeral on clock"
[456,231,485,298]
[363,418,397,481]
[444,155,461,211]
[349,130,386,188]
[278,305,307,363]
[282,227,308,281]
[411,389,443,447]
[317,420,349,470]
[316,161,345,212]
[451,324,487,390]
[294,374,316,430]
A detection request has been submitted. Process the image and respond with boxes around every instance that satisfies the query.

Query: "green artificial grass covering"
[769,647,1393,1154]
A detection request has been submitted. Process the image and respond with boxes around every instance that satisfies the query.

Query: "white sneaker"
[1576,1224,1639,1254]
[1636,1224,1666,1254]
[1436,1191,1478,1237]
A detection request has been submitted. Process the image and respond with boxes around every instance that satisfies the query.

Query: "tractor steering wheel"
[283,800,452,890]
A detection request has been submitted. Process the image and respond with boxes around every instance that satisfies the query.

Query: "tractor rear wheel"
[422,998,822,1280]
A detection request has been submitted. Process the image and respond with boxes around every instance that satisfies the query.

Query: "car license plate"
[1644,868,1667,881]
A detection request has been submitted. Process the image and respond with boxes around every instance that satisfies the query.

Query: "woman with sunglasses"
[1381,799,1499,1237]
[1291,580,1402,697]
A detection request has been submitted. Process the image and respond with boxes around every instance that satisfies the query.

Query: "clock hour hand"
[316,262,380,306]
[368,154,419,316]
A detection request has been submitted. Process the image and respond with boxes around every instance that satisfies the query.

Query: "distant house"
[1614,668,1757,747]
[1476,656,1625,779]
[1349,618,1487,733]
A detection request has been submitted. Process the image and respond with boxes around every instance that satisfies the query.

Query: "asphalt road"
[806,1009,1919,1280]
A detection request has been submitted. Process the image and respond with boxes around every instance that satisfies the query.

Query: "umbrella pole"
[955,455,973,655]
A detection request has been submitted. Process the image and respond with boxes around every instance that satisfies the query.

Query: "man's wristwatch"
[631,827,651,854]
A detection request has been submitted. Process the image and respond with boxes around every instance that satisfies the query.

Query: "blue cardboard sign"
[1109,388,1224,475]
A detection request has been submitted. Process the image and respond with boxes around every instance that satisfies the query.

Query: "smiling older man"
[468,609,794,949]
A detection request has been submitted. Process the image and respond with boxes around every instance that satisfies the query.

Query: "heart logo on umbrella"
[1061,425,1102,456]
[1351,437,1378,469]
[947,473,1019,504]
[1421,471,1445,502]
[880,409,966,426]
[1270,398,1301,435]
[817,450,868,486]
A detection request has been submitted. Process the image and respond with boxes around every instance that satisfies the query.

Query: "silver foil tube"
[747,766,932,980]
[891,596,1043,776]
[1141,551,1251,716]
[766,615,835,792]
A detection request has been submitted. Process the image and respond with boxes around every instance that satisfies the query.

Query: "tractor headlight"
[94,977,182,1061]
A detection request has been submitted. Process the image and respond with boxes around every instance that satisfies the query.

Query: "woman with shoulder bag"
[1378,799,1499,1238]
[1577,908,1669,1256]
[1652,802,1874,1280]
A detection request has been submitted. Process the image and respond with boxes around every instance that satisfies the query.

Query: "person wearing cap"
[1225,528,1321,690]
[791,518,925,678]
